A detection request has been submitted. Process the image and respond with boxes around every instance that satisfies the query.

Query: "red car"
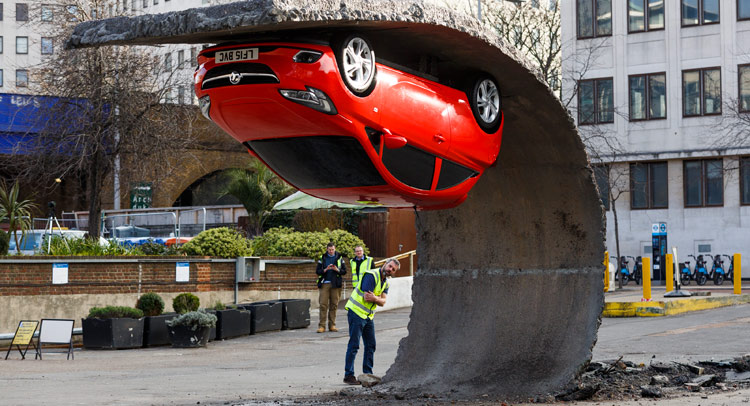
[195,33,503,209]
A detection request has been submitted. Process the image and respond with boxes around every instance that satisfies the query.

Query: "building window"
[684,159,723,207]
[593,165,610,210]
[0,3,3,21]
[190,47,197,62]
[577,0,612,39]
[131,0,136,11]
[0,36,3,54]
[143,0,148,7]
[739,64,750,112]
[41,4,53,21]
[629,73,666,120]
[741,0,750,20]
[41,37,53,55]
[683,68,721,117]
[153,0,159,4]
[177,49,184,67]
[16,3,27,21]
[0,69,3,87]
[16,37,28,54]
[628,0,664,32]
[578,78,614,124]
[16,69,28,87]
[741,157,750,205]
[630,162,668,209]
[682,0,719,26]
[165,53,172,70]
[178,86,185,104]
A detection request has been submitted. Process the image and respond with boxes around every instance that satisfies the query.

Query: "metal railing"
[374,250,417,277]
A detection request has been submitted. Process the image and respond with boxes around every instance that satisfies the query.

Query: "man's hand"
[363,291,376,302]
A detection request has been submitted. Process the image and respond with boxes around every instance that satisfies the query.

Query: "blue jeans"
[344,309,375,377]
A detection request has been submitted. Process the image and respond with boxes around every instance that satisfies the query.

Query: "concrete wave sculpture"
[69,0,605,398]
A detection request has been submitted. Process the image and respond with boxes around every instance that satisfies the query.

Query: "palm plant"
[0,181,38,254]
[220,161,293,236]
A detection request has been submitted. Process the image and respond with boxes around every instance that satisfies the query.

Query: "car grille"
[201,63,279,90]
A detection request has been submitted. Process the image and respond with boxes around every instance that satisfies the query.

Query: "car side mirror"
[382,129,407,149]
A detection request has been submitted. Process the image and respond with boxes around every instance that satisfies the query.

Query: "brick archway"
[154,147,255,208]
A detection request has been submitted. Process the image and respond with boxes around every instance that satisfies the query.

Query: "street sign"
[130,182,153,209]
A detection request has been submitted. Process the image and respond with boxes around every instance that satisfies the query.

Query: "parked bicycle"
[709,254,728,285]
[680,256,694,285]
[624,256,643,286]
[723,255,735,283]
[693,254,710,286]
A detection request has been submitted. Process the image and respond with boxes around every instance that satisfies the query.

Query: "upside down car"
[195,33,503,209]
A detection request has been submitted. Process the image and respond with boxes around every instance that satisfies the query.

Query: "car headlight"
[293,50,323,63]
[279,87,337,115]
[199,95,211,120]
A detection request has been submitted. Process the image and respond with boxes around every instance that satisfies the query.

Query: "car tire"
[334,34,377,97]
[469,75,502,133]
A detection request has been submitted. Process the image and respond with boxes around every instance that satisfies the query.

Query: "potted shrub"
[212,301,251,340]
[136,292,175,347]
[172,292,200,314]
[166,310,217,348]
[82,306,144,349]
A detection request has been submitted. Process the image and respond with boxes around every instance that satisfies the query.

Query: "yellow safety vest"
[349,256,373,288]
[345,268,389,320]
[317,255,343,286]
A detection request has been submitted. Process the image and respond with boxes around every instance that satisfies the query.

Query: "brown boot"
[317,327,325,333]
[329,326,338,332]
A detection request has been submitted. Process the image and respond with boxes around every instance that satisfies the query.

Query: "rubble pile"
[554,355,750,402]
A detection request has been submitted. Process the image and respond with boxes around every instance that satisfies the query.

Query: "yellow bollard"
[642,257,651,301]
[603,251,609,292]
[734,253,742,295]
[665,254,673,293]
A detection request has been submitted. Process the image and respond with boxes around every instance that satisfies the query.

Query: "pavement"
[603,281,750,317]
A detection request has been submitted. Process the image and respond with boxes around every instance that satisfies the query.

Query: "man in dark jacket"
[315,242,347,333]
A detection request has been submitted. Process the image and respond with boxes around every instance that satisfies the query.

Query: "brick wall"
[0,256,330,296]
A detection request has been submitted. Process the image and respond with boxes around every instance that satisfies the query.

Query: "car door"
[378,69,452,158]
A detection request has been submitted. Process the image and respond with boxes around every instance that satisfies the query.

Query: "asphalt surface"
[2,305,750,405]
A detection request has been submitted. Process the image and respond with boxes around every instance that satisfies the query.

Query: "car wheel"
[469,75,502,133]
[335,34,377,97]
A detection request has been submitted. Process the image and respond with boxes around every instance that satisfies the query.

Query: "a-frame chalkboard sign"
[5,320,39,360]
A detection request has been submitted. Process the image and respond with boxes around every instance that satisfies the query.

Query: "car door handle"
[433,134,446,144]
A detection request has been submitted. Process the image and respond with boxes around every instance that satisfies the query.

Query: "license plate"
[215,47,259,64]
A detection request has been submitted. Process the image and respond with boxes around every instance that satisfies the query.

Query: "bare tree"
[483,0,562,95]
[9,1,199,237]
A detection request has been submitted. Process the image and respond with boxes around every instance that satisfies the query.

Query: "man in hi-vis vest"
[349,245,373,288]
[342,258,400,385]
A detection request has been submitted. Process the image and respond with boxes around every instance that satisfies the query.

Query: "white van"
[7,229,87,255]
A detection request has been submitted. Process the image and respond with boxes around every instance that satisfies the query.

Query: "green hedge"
[251,227,368,259]
[180,227,251,258]
[87,306,144,319]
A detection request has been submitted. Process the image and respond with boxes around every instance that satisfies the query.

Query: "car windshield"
[248,136,386,189]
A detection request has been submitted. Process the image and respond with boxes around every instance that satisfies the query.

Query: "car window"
[381,145,435,190]
[248,136,386,189]
[436,158,478,190]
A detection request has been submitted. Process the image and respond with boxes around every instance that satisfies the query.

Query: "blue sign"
[0,92,91,154]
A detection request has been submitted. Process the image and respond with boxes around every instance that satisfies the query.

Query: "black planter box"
[82,317,144,349]
[204,310,218,341]
[253,299,310,330]
[238,302,282,334]
[168,325,210,348]
[215,309,251,340]
[142,313,176,347]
